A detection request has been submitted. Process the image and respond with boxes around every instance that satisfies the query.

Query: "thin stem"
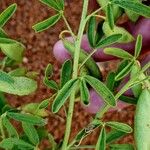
[0,117,5,139]
[62,13,76,39]
[70,145,95,149]
[79,48,97,70]
[61,1,89,149]
[86,3,108,22]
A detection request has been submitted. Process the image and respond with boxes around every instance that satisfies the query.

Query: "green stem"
[79,48,97,70]
[62,13,76,39]
[70,145,95,149]
[61,1,89,149]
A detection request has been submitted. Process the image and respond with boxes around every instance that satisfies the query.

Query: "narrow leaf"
[106,121,133,133]
[103,21,134,43]
[84,75,116,106]
[0,4,17,27]
[39,99,49,109]
[106,72,116,91]
[0,28,8,37]
[22,122,39,145]
[109,144,134,150]
[104,47,133,60]
[119,95,137,104]
[130,62,142,97]
[80,79,90,105]
[39,0,62,11]
[106,3,114,30]
[45,63,53,78]
[43,63,59,90]
[96,127,106,150]
[112,0,150,18]
[0,138,34,149]
[33,13,61,32]
[115,61,134,81]
[106,130,126,144]
[7,112,46,126]
[87,16,96,48]
[52,79,78,113]
[60,59,72,88]
[75,120,102,146]
[2,117,19,138]
[134,34,142,58]
[44,78,59,90]
[96,34,122,48]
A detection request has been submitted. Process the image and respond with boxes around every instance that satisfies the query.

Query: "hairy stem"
[61,1,89,149]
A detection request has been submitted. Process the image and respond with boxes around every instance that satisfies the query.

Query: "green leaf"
[38,99,49,109]
[2,116,19,138]
[8,68,26,77]
[22,122,39,145]
[48,133,57,150]
[87,16,96,48]
[112,0,150,18]
[0,4,17,27]
[96,34,122,49]
[39,0,62,11]
[0,38,25,62]
[0,28,8,37]
[63,40,102,79]
[106,3,114,30]
[22,103,48,117]
[125,9,139,22]
[80,78,90,105]
[106,72,116,91]
[0,92,7,114]
[130,62,142,97]
[95,21,104,44]
[106,130,126,144]
[45,63,53,78]
[33,13,61,32]
[0,70,14,83]
[135,89,150,150]
[60,60,72,88]
[96,127,106,150]
[7,112,46,126]
[134,34,142,58]
[44,78,59,90]
[119,95,137,104]
[97,0,123,20]
[115,61,134,81]
[43,63,59,90]
[104,47,133,60]
[52,79,78,113]
[56,0,64,10]
[0,138,34,149]
[0,76,37,96]
[84,75,116,106]
[106,121,133,133]
[109,144,135,150]
[103,21,134,43]
[75,119,102,145]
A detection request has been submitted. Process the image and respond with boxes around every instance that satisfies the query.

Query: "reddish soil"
[0,0,135,149]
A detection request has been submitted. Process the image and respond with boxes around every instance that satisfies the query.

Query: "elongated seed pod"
[135,88,150,150]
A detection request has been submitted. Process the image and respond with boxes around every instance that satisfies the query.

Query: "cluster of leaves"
[0,0,149,150]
